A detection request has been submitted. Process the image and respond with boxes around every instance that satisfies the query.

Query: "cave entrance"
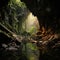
[22,12,40,34]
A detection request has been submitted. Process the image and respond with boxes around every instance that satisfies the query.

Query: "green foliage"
[26,43,39,60]
[27,43,37,50]
[0,0,28,35]
[28,26,36,34]
[9,0,26,8]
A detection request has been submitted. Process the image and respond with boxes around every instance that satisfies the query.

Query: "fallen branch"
[0,22,22,42]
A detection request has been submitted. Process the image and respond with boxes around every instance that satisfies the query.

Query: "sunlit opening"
[22,12,40,34]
